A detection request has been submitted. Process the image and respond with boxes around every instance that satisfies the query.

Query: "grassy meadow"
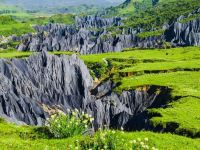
[0,118,200,150]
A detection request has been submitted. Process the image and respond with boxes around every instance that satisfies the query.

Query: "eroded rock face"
[17,16,165,54]
[0,52,162,129]
[17,24,165,54]
[165,14,200,46]
[16,9,200,54]
[0,51,93,125]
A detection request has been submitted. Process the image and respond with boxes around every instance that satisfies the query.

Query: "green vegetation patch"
[120,60,200,73]
[0,118,200,150]
[0,49,33,58]
[118,71,200,97]
[149,97,200,137]
[0,14,75,36]
[124,0,200,29]
[136,30,164,38]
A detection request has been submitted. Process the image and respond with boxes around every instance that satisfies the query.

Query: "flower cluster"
[131,138,158,150]
[72,129,158,150]
[45,109,94,138]
[74,129,118,150]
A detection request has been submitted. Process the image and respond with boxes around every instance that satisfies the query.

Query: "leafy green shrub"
[49,14,75,25]
[0,118,5,124]
[137,30,164,38]
[46,109,94,138]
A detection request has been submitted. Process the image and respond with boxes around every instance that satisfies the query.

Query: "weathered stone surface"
[0,51,93,125]
[165,14,200,46]
[0,52,162,129]
[16,10,200,54]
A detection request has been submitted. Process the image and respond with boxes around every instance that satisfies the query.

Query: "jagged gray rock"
[165,15,200,46]
[16,10,200,54]
[0,52,162,129]
[17,24,164,54]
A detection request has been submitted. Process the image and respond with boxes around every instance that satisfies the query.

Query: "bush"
[75,129,157,150]
[46,109,94,138]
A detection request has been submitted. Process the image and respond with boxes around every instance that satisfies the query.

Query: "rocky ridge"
[16,9,200,54]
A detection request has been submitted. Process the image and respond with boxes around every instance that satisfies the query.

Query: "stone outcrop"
[75,16,122,28]
[165,8,200,46]
[17,23,165,54]
[16,8,200,54]
[0,52,164,129]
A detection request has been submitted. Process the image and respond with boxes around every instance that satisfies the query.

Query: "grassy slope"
[120,60,200,72]
[149,97,200,136]
[0,14,75,36]
[0,119,200,150]
[104,0,200,37]
[119,71,200,97]
[104,0,152,17]
[125,0,200,30]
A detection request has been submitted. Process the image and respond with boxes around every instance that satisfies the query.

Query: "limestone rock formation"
[165,9,200,46]
[0,52,163,129]
[17,12,200,54]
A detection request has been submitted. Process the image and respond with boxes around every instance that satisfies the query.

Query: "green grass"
[120,60,200,73]
[118,71,200,97]
[104,0,152,18]
[0,14,75,36]
[0,119,200,150]
[0,50,33,58]
[149,97,200,137]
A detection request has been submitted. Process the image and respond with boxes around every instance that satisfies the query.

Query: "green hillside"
[104,0,200,30]
[0,14,75,36]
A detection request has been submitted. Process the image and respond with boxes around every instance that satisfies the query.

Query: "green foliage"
[0,15,34,36]
[48,14,75,25]
[0,15,16,24]
[104,0,152,18]
[120,60,200,73]
[118,71,200,97]
[0,49,32,58]
[0,13,75,36]
[46,109,94,138]
[136,30,164,38]
[179,12,200,23]
[123,0,200,30]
